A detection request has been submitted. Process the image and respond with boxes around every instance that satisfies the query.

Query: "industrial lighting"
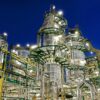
[80,60,86,66]
[74,31,80,37]
[3,32,7,36]
[85,43,89,47]
[94,56,97,59]
[12,49,16,53]
[90,51,93,54]
[58,10,63,16]
[55,17,58,20]
[63,85,70,88]
[95,71,99,76]
[16,44,20,47]
[98,88,100,91]
[2,6,100,100]
[53,35,62,42]
[26,44,30,47]
[75,31,79,34]
[36,93,40,97]
[58,21,62,25]
[15,60,21,66]
[54,23,59,28]
[52,5,55,9]
[12,49,18,54]
[29,70,33,73]
[31,45,37,49]
[75,31,79,36]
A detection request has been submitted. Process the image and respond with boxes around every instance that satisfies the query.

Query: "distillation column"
[36,5,67,100]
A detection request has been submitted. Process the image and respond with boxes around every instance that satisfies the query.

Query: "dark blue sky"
[0,0,100,49]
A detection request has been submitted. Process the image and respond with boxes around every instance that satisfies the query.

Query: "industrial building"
[0,5,100,100]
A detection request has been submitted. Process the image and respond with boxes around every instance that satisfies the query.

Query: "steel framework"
[0,5,100,100]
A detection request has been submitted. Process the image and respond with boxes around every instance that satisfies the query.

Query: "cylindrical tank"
[37,5,67,47]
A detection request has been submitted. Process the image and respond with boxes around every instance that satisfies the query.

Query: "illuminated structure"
[0,5,100,100]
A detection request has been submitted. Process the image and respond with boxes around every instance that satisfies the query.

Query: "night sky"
[0,0,100,49]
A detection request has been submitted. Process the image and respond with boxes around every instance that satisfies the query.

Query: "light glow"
[95,71,99,76]
[26,44,30,47]
[52,5,55,9]
[36,93,40,97]
[85,42,90,47]
[29,70,33,73]
[90,51,93,54]
[12,49,18,54]
[3,32,7,36]
[54,24,59,28]
[15,60,21,66]
[80,60,86,66]
[98,88,100,91]
[58,21,62,25]
[58,10,63,16]
[75,31,79,34]
[16,44,20,47]
[53,35,62,42]
[31,45,37,49]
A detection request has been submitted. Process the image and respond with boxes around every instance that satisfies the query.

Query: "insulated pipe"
[77,80,96,100]
[40,66,45,100]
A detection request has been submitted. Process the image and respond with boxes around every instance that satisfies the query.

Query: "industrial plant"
[0,5,100,100]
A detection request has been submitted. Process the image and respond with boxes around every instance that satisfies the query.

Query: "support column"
[0,53,7,100]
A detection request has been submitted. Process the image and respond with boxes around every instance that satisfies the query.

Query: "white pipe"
[77,80,96,100]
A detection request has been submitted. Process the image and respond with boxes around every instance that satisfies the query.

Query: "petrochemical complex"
[0,5,100,100]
